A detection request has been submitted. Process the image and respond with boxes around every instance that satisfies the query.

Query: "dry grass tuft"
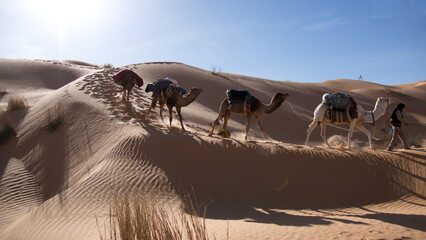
[44,102,64,132]
[103,63,113,68]
[0,86,6,96]
[0,111,17,145]
[7,96,27,111]
[98,193,212,240]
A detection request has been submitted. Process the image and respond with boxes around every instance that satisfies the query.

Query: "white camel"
[305,97,394,149]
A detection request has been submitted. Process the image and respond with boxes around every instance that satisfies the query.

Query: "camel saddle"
[113,69,144,87]
[226,89,252,104]
[145,78,187,95]
[322,93,358,123]
[165,86,187,97]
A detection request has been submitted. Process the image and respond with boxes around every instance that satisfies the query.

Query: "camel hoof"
[218,130,230,138]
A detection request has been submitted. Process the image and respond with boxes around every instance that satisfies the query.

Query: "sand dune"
[0,59,425,240]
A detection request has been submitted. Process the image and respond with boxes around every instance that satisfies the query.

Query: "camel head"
[273,93,290,103]
[189,87,203,96]
[376,97,396,109]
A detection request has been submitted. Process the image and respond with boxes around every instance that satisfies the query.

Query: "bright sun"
[26,0,102,26]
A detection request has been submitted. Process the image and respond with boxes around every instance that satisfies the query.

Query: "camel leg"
[159,101,165,121]
[176,107,185,131]
[305,121,318,146]
[320,122,331,148]
[146,96,158,118]
[125,89,129,102]
[168,106,173,127]
[347,120,356,149]
[358,125,373,149]
[122,87,126,101]
[222,110,231,134]
[255,116,266,139]
[127,88,132,102]
[146,100,154,118]
[209,113,223,136]
[245,115,252,141]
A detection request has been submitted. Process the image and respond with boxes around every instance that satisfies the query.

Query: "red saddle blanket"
[112,69,144,87]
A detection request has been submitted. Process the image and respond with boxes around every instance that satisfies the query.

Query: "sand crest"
[0,59,425,240]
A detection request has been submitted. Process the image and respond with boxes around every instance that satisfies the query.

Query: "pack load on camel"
[226,89,252,104]
[226,89,253,116]
[112,69,144,101]
[145,77,186,95]
[322,93,358,123]
[112,69,144,87]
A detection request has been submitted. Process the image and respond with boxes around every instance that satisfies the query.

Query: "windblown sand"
[0,59,425,240]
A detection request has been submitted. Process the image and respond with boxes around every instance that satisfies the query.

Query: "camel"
[112,69,143,102]
[158,86,203,131]
[145,79,185,118]
[305,96,395,149]
[208,92,290,140]
[120,75,136,101]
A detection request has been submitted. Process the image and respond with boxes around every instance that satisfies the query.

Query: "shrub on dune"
[103,63,113,68]
[0,111,16,145]
[0,86,6,96]
[7,96,27,111]
[98,193,212,240]
[44,102,64,132]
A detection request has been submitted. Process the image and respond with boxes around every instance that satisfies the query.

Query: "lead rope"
[285,100,313,122]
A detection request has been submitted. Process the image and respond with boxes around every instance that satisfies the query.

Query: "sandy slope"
[0,59,425,240]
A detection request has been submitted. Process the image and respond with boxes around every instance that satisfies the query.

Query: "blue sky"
[1,0,425,85]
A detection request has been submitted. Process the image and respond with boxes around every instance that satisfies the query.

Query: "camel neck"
[264,97,284,114]
[176,91,198,107]
[364,98,387,122]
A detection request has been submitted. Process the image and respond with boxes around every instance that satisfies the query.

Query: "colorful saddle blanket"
[226,89,252,104]
[322,93,358,121]
[112,69,144,87]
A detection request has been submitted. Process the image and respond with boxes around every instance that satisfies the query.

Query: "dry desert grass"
[0,111,16,145]
[7,96,27,111]
[98,194,211,240]
[43,102,64,132]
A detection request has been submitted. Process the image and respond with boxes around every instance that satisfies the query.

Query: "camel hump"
[226,89,252,104]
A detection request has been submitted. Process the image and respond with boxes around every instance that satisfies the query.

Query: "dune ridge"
[0,59,425,240]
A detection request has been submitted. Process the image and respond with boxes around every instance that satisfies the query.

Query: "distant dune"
[0,59,425,240]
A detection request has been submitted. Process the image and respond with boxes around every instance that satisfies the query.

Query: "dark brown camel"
[158,86,203,131]
[208,92,289,140]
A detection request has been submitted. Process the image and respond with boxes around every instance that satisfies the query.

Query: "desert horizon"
[0,58,425,240]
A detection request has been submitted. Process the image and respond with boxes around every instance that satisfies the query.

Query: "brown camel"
[208,92,290,140]
[158,86,203,131]
[120,75,136,101]
[113,69,143,101]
